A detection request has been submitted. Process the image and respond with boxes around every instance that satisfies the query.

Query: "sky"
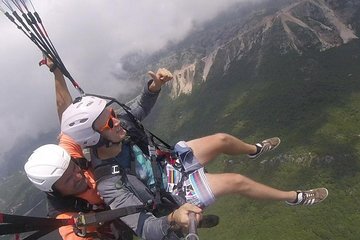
[0,0,255,160]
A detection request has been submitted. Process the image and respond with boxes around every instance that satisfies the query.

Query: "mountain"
[140,0,360,239]
[0,129,58,178]
[154,0,359,99]
[1,0,360,239]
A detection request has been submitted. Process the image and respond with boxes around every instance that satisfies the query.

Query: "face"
[53,160,88,196]
[93,107,127,143]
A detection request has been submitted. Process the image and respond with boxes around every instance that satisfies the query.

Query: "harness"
[91,143,186,216]
[46,158,141,240]
[84,93,189,208]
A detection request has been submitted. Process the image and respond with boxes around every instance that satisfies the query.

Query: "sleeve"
[121,79,160,122]
[141,215,181,240]
[96,175,180,240]
[56,213,95,240]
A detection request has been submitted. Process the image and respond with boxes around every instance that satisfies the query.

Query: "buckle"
[74,212,87,237]
[111,165,120,174]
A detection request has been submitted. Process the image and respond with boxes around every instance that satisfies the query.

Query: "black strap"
[93,163,124,182]
[74,157,90,170]
[0,213,73,226]
[0,213,73,235]
[0,223,55,235]
[47,194,96,218]
[0,204,143,237]
[76,205,145,227]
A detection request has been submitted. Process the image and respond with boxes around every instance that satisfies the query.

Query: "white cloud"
[0,0,252,157]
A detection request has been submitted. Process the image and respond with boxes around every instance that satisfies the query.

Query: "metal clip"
[74,212,87,237]
[112,165,120,174]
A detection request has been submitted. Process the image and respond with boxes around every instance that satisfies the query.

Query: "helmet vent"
[68,118,88,127]
[32,178,45,184]
[76,102,83,109]
[86,101,94,107]
[79,118,88,123]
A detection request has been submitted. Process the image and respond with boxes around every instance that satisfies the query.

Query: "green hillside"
[145,39,360,239]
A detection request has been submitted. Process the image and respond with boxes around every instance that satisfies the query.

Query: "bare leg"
[206,173,297,202]
[186,133,257,165]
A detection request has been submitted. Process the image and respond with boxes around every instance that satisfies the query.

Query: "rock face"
[170,64,196,98]
[168,0,359,98]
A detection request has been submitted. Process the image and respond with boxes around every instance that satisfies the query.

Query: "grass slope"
[146,40,360,239]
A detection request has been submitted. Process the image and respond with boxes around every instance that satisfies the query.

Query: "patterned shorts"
[166,141,215,208]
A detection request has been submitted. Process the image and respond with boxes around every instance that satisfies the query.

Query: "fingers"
[39,55,55,69]
[148,68,173,91]
[157,68,173,81]
[183,203,203,214]
[148,69,172,80]
[147,71,156,80]
[195,213,202,223]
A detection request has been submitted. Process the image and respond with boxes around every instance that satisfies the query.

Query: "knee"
[232,174,251,192]
[213,133,232,146]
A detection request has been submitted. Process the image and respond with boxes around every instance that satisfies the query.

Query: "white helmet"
[24,144,71,192]
[61,96,107,147]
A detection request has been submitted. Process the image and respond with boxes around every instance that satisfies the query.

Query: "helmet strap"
[47,188,63,198]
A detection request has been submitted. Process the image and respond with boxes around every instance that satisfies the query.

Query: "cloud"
[0,0,253,158]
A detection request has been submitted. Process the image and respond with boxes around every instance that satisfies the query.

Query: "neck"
[97,142,122,159]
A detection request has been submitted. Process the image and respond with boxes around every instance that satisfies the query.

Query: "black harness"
[46,159,137,240]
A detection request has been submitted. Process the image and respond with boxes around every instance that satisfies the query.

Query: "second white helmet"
[24,144,71,192]
[61,96,107,147]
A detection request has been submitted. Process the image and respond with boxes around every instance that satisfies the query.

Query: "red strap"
[156,149,178,165]
[65,218,76,226]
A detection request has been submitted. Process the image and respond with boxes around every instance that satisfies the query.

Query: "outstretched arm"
[44,58,73,122]
[53,68,73,122]
[123,68,173,121]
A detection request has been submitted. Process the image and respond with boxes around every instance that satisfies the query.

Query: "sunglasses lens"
[99,108,116,132]
[108,118,114,128]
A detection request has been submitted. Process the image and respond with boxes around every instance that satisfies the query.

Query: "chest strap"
[93,163,125,182]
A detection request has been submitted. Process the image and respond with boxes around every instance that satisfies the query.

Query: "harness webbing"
[0,213,74,239]
[76,205,145,227]
[0,204,144,239]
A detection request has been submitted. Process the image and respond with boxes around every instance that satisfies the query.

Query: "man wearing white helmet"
[25,144,201,240]
[24,59,204,240]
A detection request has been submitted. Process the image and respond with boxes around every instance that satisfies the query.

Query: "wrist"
[168,210,181,230]
[148,79,161,93]
[50,64,58,72]
[168,210,175,223]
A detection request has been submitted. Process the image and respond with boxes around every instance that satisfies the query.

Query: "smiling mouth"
[116,127,126,134]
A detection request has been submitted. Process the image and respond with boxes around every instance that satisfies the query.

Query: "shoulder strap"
[0,213,74,238]
[46,194,95,218]
[74,157,90,170]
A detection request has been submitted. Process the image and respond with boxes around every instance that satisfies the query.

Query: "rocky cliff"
[168,0,359,98]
